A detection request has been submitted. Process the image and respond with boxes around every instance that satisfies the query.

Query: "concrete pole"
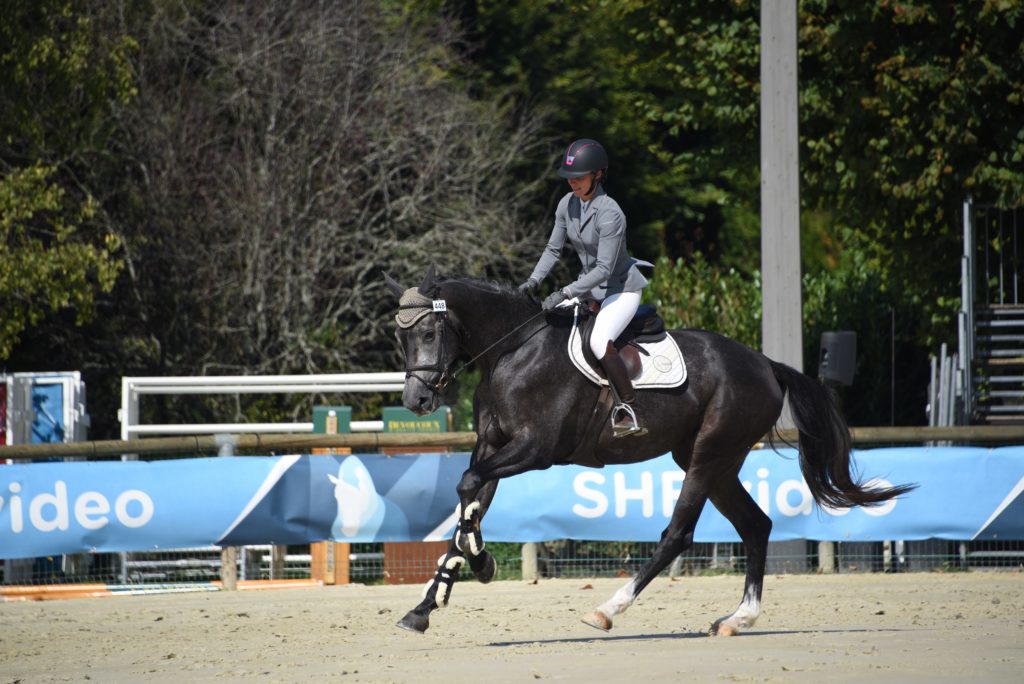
[521,543,539,581]
[220,546,238,590]
[760,0,803,378]
[761,0,811,572]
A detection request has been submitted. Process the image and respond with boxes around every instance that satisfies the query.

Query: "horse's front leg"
[396,535,466,633]
[462,479,499,583]
[454,434,551,567]
[395,479,500,633]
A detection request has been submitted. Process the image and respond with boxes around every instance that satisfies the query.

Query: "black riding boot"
[600,342,647,438]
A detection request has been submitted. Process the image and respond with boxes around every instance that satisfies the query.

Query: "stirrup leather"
[611,403,647,438]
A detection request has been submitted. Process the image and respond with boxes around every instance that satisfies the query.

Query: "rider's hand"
[542,290,569,311]
[517,278,538,294]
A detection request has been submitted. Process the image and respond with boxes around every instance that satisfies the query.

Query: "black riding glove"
[542,290,569,311]
[517,278,538,294]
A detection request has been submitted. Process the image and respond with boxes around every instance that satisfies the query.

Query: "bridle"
[399,299,457,395]
[399,297,548,396]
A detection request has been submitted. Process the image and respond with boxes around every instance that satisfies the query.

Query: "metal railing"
[119,372,406,440]
[963,200,1024,423]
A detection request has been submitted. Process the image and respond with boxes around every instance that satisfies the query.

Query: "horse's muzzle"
[402,375,441,415]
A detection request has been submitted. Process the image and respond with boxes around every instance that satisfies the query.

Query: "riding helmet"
[557,139,609,179]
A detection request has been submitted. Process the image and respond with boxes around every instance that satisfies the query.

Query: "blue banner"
[1,447,1022,559]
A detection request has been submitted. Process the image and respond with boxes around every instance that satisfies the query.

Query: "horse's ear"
[417,264,439,296]
[383,271,405,297]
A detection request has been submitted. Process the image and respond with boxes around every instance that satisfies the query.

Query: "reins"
[451,308,548,382]
[401,302,549,395]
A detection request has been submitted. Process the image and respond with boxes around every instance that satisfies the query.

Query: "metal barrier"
[119,372,406,440]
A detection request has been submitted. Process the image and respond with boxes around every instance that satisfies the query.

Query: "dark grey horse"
[386,268,913,635]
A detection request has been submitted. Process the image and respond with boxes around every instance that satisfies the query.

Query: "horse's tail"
[770,361,916,509]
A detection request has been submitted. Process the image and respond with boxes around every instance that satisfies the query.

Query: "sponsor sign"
[1,447,1021,559]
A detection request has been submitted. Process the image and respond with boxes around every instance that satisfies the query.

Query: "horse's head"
[385,266,462,415]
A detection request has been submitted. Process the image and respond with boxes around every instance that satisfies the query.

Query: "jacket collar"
[573,184,607,215]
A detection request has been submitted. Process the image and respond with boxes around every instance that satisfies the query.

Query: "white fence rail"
[120,372,406,441]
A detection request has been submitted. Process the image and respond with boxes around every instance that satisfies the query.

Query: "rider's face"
[567,173,597,200]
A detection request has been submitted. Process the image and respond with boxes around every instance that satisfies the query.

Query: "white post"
[960,197,974,423]
[760,0,803,380]
[521,543,539,581]
[818,541,835,574]
[762,0,807,570]
[220,546,238,590]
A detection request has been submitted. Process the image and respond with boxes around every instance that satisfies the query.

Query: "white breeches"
[590,291,642,360]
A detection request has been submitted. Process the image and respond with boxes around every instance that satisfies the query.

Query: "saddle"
[559,300,686,467]
[577,300,667,379]
[566,300,686,390]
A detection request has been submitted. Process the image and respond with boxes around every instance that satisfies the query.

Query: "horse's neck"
[446,286,539,359]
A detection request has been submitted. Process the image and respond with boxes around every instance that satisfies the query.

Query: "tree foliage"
[0,0,131,360]
[644,255,761,349]
[799,0,1024,340]
[2,0,547,435]
[0,163,121,358]
[111,1,544,378]
[451,0,1022,277]
[3,1,1022,434]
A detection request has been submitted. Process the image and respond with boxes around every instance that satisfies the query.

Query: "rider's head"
[557,138,608,200]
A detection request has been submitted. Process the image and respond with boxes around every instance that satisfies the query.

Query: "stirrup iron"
[611,403,647,438]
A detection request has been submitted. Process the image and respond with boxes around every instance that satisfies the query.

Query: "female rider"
[519,138,650,438]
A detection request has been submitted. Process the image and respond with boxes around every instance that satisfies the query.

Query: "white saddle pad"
[567,313,687,389]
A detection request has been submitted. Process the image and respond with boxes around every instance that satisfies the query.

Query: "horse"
[385,267,914,635]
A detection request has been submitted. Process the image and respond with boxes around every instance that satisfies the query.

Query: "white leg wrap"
[467,534,484,556]
[435,580,450,608]
[457,501,485,555]
[422,555,465,608]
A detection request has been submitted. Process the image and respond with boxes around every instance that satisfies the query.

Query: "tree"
[114,0,545,374]
[419,0,764,266]
[0,0,133,360]
[11,0,542,436]
[0,163,121,359]
[644,254,761,348]
[799,0,1024,342]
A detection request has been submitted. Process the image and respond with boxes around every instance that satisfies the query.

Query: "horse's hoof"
[710,620,738,637]
[581,610,612,632]
[470,551,496,584]
[396,610,429,633]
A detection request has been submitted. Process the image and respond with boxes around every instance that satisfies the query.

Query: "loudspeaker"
[818,331,857,386]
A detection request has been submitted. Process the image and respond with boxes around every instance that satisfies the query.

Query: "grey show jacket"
[528,186,650,300]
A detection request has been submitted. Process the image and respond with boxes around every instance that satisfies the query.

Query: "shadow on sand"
[486,627,908,648]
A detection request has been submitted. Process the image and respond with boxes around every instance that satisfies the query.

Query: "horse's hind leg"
[707,476,772,636]
[581,465,712,631]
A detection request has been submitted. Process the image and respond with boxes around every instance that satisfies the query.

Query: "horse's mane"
[437,275,539,318]
[438,276,519,298]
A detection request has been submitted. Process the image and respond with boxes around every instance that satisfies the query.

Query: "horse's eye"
[423,331,435,343]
